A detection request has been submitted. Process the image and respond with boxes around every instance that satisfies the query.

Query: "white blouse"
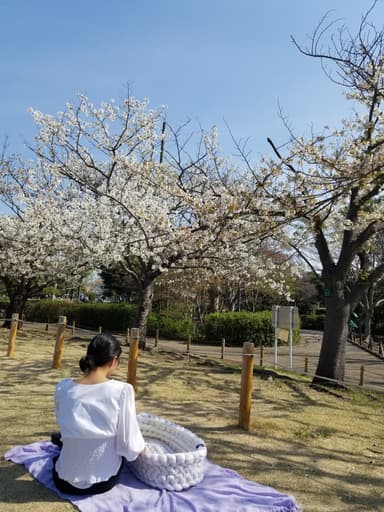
[54,378,145,489]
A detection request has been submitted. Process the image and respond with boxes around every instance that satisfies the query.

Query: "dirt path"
[0,327,383,511]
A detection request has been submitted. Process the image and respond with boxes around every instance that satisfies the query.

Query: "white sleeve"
[116,383,145,461]
[54,378,69,418]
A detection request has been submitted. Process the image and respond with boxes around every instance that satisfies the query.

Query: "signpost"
[272,306,299,369]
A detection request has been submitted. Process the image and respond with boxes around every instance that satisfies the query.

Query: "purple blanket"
[5,442,301,512]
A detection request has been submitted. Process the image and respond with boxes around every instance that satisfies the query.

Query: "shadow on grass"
[0,460,62,504]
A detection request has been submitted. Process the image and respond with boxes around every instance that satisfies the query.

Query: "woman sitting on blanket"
[52,333,145,495]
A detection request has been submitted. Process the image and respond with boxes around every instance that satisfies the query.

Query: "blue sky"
[1,0,383,159]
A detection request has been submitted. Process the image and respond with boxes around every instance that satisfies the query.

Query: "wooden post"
[304,357,309,373]
[53,316,67,369]
[239,342,255,430]
[155,328,159,348]
[125,328,130,346]
[359,365,365,386]
[127,328,140,390]
[187,335,191,354]
[221,337,225,359]
[7,313,19,357]
[72,320,76,336]
[45,322,49,331]
[259,345,264,367]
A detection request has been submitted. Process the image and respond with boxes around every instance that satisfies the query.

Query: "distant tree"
[99,263,138,302]
[292,272,323,315]
[352,232,384,347]
[151,243,297,322]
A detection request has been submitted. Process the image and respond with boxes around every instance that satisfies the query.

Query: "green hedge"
[148,313,193,341]
[25,299,75,323]
[300,313,325,330]
[25,300,137,332]
[73,303,137,331]
[17,300,304,345]
[24,299,192,339]
[200,311,301,347]
[0,300,9,315]
[200,311,272,346]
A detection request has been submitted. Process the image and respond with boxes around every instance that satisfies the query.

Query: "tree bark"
[4,293,28,328]
[361,284,375,348]
[207,284,221,313]
[134,279,154,349]
[362,309,374,348]
[313,280,350,384]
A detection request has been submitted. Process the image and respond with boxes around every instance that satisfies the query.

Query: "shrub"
[200,311,301,347]
[200,311,273,346]
[25,299,74,323]
[0,300,9,317]
[148,313,193,341]
[71,303,137,331]
[300,313,325,331]
[24,299,192,339]
[25,300,137,332]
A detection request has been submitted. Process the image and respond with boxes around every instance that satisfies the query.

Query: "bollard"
[127,328,140,390]
[125,328,130,346]
[7,314,19,357]
[359,365,365,387]
[259,345,264,367]
[99,326,102,334]
[53,316,67,369]
[304,357,309,373]
[221,337,225,359]
[187,335,191,354]
[72,320,76,336]
[239,342,255,430]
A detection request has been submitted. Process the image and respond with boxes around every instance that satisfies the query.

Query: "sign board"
[277,328,289,342]
[272,306,299,329]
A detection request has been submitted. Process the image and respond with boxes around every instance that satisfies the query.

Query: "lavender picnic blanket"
[5,441,301,512]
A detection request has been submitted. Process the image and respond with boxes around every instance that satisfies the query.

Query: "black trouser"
[51,433,123,496]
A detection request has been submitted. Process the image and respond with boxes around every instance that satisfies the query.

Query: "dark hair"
[79,333,122,374]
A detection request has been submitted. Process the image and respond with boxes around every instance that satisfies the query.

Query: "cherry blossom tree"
[30,94,281,347]
[247,2,384,383]
[152,247,297,322]
[0,154,94,324]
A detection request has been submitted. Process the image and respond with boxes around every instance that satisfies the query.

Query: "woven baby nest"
[128,413,207,491]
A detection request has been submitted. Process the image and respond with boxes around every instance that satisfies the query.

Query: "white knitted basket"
[128,413,207,491]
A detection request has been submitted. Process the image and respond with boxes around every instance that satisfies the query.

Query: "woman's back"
[54,376,144,490]
[55,378,122,437]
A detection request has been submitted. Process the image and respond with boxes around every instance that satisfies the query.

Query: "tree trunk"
[313,284,350,384]
[362,310,374,348]
[134,279,154,349]
[207,284,220,313]
[4,293,28,328]
[361,285,375,348]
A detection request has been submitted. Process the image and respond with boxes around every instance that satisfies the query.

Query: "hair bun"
[79,355,95,373]
[79,334,122,374]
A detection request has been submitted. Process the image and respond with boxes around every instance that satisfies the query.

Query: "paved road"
[148,330,384,392]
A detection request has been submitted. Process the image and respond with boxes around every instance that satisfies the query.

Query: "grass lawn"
[0,326,383,511]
